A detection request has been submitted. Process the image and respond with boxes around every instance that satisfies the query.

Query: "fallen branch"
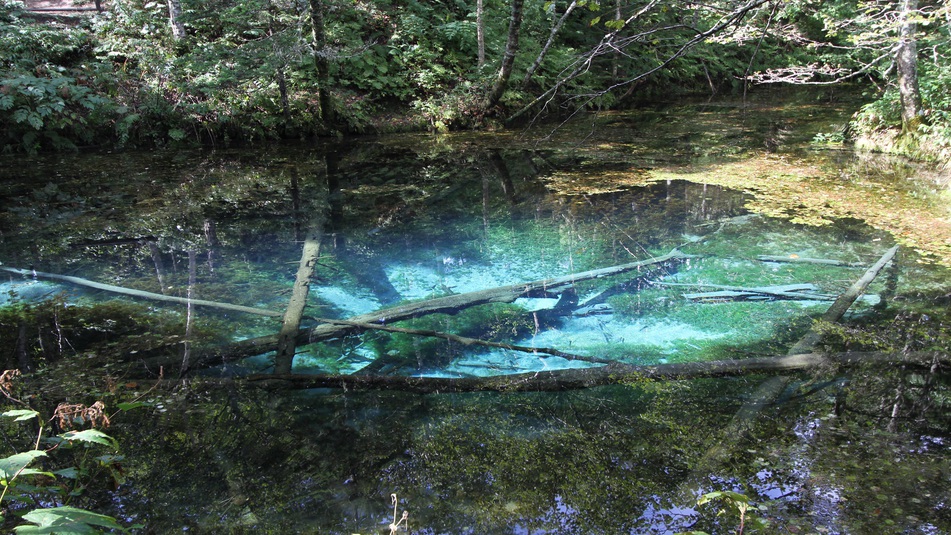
[244,351,947,393]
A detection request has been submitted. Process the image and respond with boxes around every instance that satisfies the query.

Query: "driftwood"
[244,351,948,393]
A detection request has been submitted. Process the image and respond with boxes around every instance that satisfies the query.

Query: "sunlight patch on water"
[527,316,726,354]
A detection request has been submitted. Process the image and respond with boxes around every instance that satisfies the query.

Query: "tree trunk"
[273,229,323,374]
[167,0,185,40]
[131,248,691,373]
[896,0,924,135]
[697,245,899,472]
[788,245,899,355]
[485,0,525,111]
[476,0,485,67]
[310,0,333,124]
[522,0,577,89]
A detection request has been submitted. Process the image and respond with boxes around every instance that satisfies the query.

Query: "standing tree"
[168,0,185,40]
[747,0,942,141]
[485,0,526,111]
[477,0,486,67]
[896,0,924,135]
[310,0,333,125]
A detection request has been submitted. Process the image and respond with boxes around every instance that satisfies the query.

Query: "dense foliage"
[1,0,950,155]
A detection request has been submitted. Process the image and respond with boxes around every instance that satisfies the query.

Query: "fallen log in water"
[243,351,948,393]
[653,282,836,302]
[137,247,692,373]
[695,244,900,473]
[0,266,284,317]
[757,255,867,267]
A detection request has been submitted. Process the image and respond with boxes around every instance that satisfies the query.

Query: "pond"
[0,89,949,534]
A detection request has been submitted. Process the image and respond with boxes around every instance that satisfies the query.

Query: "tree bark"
[896,0,924,135]
[310,0,333,124]
[476,0,486,67]
[167,0,185,40]
[522,0,578,89]
[485,0,525,111]
[273,228,323,374]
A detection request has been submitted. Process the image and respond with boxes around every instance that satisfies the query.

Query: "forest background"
[2,0,951,160]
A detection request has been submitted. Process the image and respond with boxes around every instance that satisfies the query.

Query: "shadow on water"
[0,91,949,533]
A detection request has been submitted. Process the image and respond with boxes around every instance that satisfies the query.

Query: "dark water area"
[0,92,949,534]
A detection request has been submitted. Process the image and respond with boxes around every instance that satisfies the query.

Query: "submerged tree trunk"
[129,248,690,374]
[896,0,924,135]
[485,0,525,111]
[273,229,323,374]
[697,245,899,472]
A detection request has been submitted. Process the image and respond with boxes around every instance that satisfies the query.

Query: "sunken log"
[244,351,948,393]
[757,255,867,267]
[304,248,692,342]
[142,247,693,373]
[0,266,284,317]
[274,225,324,375]
[663,282,836,302]
[696,244,900,472]
[788,245,899,355]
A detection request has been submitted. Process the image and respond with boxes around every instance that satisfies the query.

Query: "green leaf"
[58,430,118,449]
[0,450,51,479]
[15,506,125,534]
[53,467,80,479]
[2,409,39,422]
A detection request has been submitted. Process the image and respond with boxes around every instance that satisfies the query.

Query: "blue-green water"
[0,93,949,534]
